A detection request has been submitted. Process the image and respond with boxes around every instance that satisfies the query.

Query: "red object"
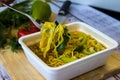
[18,29,32,38]
[29,22,40,32]
[18,22,40,38]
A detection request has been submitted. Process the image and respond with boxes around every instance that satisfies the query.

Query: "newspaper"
[50,2,120,45]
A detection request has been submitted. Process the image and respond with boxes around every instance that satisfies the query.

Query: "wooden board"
[0,46,120,80]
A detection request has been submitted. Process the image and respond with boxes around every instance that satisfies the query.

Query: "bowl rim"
[18,22,119,71]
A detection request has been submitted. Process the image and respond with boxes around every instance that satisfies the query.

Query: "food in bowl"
[19,22,118,80]
[29,22,106,67]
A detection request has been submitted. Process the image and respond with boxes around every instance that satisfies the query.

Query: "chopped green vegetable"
[57,26,70,53]
[79,34,87,46]
[57,34,70,53]
[83,50,90,55]
[89,47,96,54]
[74,34,87,52]
[74,45,84,52]
[83,47,96,55]
[59,55,77,63]
[57,42,65,52]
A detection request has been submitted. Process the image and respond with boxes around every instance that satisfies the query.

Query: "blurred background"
[58,0,120,20]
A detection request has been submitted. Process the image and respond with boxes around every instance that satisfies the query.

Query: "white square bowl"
[18,22,118,80]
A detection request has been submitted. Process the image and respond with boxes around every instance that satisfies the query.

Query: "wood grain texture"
[0,46,120,80]
[0,46,45,80]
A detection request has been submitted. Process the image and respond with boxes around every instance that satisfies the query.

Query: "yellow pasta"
[29,22,106,67]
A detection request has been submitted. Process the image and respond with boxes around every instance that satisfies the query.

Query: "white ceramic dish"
[18,22,118,80]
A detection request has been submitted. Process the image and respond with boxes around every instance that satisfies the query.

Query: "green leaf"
[0,32,7,48]
[0,1,30,28]
[57,34,70,53]
[9,36,21,52]
[13,0,32,14]
[74,45,84,52]
[57,43,66,52]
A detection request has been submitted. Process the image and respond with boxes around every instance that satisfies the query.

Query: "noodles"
[29,22,106,67]
[39,22,65,58]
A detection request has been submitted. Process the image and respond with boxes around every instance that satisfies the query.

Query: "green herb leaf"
[74,45,84,52]
[9,36,21,52]
[0,32,7,48]
[57,34,70,53]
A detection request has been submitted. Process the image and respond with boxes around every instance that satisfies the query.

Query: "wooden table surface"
[0,45,120,80]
